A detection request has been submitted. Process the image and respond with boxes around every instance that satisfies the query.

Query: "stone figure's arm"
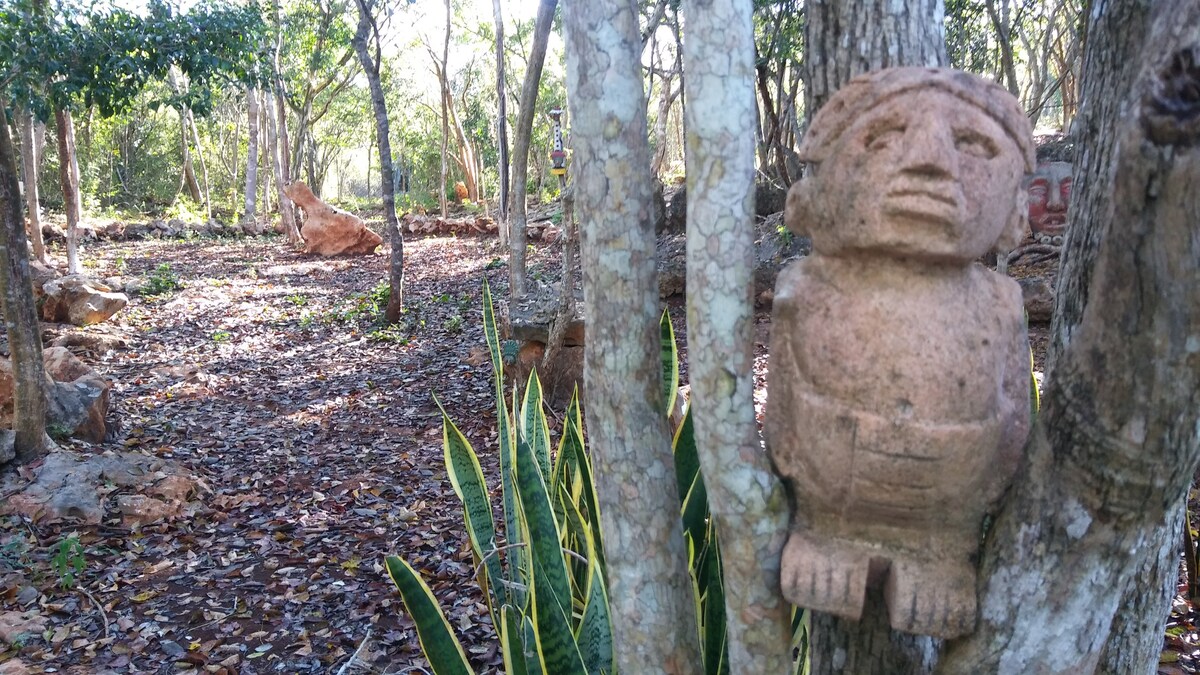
[996,275,1032,485]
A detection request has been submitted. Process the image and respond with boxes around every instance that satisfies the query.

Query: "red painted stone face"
[1027,161,1072,244]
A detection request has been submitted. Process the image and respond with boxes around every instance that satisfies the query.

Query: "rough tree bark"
[680,0,793,670]
[53,108,82,275]
[563,0,704,672]
[800,2,947,670]
[0,101,48,463]
[492,0,510,247]
[937,1,1200,671]
[804,0,947,115]
[438,0,451,219]
[508,0,557,298]
[353,0,404,323]
[244,87,260,224]
[19,112,46,265]
[263,91,301,245]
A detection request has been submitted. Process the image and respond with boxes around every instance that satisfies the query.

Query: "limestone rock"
[286,181,382,256]
[0,431,14,465]
[0,658,32,674]
[29,260,58,298]
[117,495,175,529]
[0,610,46,646]
[40,275,128,326]
[1019,276,1055,322]
[0,348,110,444]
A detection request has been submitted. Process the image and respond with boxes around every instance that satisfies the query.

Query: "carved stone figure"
[766,67,1034,639]
[284,181,383,256]
[1027,160,1072,244]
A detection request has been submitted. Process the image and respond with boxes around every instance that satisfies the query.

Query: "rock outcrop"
[286,181,382,256]
[0,348,111,444]
[40,275,128,326]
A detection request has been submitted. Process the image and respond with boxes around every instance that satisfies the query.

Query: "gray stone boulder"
[0,348,111,444]
[40,275,128,326]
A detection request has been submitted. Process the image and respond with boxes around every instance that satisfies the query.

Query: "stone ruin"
[766,67,1034,638]
[285,180,383,256]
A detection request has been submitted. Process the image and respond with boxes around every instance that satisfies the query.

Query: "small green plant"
[46,423,73,441]
[0,533,29,571]
[141,263,182,296]
[113,254,128,274]
[367,324,409,345]
[211,330,232,343]
[51,535,85,589]
[484,257,505,270]
[286,293,308,306]
[442,314,464,334]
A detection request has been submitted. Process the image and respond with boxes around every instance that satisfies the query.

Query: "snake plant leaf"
[661,308,679,417]
[672,406,701,508]
[523,612,546,675]
[384,556,474,675]
[500,605,530,675]
[576,528,614,675]
[434,395,506,613]
[700,523,729,675]
[515,436,573,616]
[521,371,553,480]
[791,606,810,675]
[530,553,588,675]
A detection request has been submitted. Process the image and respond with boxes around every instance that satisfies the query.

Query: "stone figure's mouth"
[882,188,961,227]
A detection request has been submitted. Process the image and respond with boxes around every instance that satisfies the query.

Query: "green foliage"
[385,282,808,674]
[142,263,182,296]
[51,535,85,589]
[211,330,232,343]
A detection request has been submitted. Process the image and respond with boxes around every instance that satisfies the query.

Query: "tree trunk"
[439,0,451,219]
[179,111,202,203]
[244,87,260,224]
[564,1,703,672]
[493,0,510,248]
[804,0,947,116]
[53,108,82,274]
[1047,0,1181,668]
[0,101,48,463]
[937,0,1200,671]
[264,91,300,245]
[187,109,211,219]
[508,0,557,298]
[19,112,46,265]
[800,4,947,670]
[680,0,793,670]
[353,0,404,322]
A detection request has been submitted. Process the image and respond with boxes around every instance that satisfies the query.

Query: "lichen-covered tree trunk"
[804,0,946,116]
[19,112,46,265]
[680,0,793,670]
[508,0,557,298]
[0,102,48,463]
[564,1,703,672]
[492,0,510,245]
[353,0,404,322]
[937,0,1200,670]
[244,87,260,224]
[53,107,82,274]
[801,2,946,670]
[263,91,300,246]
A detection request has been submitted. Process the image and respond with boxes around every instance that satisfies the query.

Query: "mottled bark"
[508,0,557,298]
[800,2,946,671]
[0,102,48,463]
[244,87,260,223]
[263,91,300,245]
[938,1,1200,670]
[178,111,202,203]
[438,0,451,219]
[18,113,46,265]
[804,0,947,116]
[353,0,404,322]
[53,108,82,274]
[493,0,510,244]
[564,0,703,672]
[680,0,793,670]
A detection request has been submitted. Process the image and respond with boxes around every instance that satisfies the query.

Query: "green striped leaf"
[791,606,810,675]
[672,406,701,508]
[523,612,545,675]
[434,395,506,612]
[384,556,474,675]
[530,553,588,675]
[515,436,573,616]
[576,529,613,675]
[700,523,728,675]
[499,605,530,675]
[521,372,553,480]
[661,309,679,417]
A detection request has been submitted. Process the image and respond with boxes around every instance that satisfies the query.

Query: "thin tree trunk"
[263,91,300,245]
[244,87,260,223]
[179,111,202,203]
[187,109,211,219]
[0,101,48,463]
[19,112,46,265]
[353,0,404,322]
[564,0,703,671]
[986,0,1022,97]
[804,0,947,116]
[53,108,82,274]
[493,0,510,247]
[680,0,793,669]
[508,0,557,298]
[260,104,272,215]
[439,0,450,218]
[938,0,1200,670]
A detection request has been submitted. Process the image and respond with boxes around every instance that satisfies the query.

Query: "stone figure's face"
[813,91,1026,261]
[1027,161,1072,244]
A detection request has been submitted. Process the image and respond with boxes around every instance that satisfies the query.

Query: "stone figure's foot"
[780,532,869,620]
[884,557,976,638]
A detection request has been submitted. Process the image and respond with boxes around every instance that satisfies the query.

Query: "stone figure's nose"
[1047,183,1067,211]
[897,122,957,181]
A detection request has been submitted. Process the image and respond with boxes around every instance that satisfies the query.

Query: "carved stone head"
[1027,161,1073,244]
[786,68,1036,260]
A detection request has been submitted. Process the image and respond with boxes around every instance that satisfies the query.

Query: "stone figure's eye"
[954,130,998,159]
[1028,185,1048,200]
[865,124,905,151]
[1061,179,1072,197]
